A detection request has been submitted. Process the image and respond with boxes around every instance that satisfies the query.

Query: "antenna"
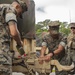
[69,10,71,23]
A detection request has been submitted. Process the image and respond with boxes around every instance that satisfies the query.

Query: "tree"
[35,19,51,35]
[36,20,70,36]
[59,22,70,35]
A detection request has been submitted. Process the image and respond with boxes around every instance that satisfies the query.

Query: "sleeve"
[60,42,66,47]
[5,13,17,23]
[59,36,67,47]
[41,36,47,47]
[42,42,47,46]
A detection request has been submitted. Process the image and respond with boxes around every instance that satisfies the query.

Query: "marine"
[66,23,75,75]
[0,0,29,75]
[39,21,68,75]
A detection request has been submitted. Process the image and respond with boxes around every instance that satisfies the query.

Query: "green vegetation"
[35,19,70,36]
[59,22,70,35]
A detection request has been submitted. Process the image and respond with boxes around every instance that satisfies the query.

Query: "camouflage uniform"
[66,23,75,75]
[42,21,68,75]
[0,0,27,75]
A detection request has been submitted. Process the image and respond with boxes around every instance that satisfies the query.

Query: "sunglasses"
[70,27,75,29]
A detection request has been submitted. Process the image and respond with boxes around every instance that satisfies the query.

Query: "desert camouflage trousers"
[0,42,12,75]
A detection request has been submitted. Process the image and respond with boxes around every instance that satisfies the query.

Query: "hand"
[38,55,44,64]
[17,41,23,47]
[44,53,53,62]
[16,44,25,55]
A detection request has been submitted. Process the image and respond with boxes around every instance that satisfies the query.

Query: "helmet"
[15,0,28,12]
[69,23,75,28]
[49,21,60,27]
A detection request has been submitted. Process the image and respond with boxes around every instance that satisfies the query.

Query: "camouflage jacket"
[67,33,75,63]
[0,4,17,23]
[0,4,17,42]
[42,33,66,61]
[0,4,16,65]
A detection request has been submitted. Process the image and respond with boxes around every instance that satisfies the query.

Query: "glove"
[16,45,25,55]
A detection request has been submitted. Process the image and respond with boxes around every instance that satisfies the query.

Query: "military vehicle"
[0,0,74,75]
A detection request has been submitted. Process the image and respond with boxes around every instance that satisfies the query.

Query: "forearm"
[8,21,22,46]
[40,46,46,57]
[53,45,64,55]
[13,31,22,46]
